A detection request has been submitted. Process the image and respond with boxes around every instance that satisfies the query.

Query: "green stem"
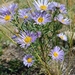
[14,18,23,31]
[34,51,51,75]
[31,45,51,75]
[26,0,33,16]
[0,29,17,45]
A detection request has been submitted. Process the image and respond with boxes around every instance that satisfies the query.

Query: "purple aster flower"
[33,0,50,11]
[49,46,64,61]
[32,11,51,25]
[36,31,41,38]
[59,4,67,14]
[57,33,67,41]
[0,3,18,24]
[23,54,34,67]
[51,2,60,7]
[48,2,60,11]
[48,2,67,14]
[12,31,39,48]
[18,8,31,22]
[56,14,71,25]
[8,3,18,14]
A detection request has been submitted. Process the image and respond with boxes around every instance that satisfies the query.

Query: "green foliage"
[0,59,42,75]
[0,47,3,56]
[8,59,23,73]
[0,59,24,74]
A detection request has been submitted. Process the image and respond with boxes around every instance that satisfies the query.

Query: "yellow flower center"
[27,58,32,63]
[61,19,65,23]
[53,52,58,57]
[24,15,28,19]
[37,17,44,23]
[4,15,11,21]
[24,36,32,43]
[60,35,64,40]
[40,5,47,10]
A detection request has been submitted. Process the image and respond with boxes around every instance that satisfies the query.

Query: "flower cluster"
[0,0,71,25]
[0,0,71,70]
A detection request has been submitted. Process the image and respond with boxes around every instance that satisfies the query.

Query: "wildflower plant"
[0,0,74,75]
